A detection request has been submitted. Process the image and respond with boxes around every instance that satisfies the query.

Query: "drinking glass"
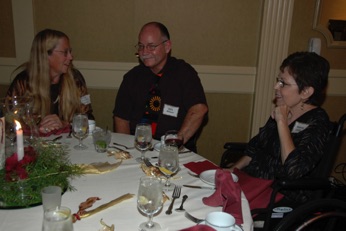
[158,144,179,191]
[72,114,88,150]
[137,176,163,231]
[42,206,74,231]
[164,130,184,150]
[134,123,152,163]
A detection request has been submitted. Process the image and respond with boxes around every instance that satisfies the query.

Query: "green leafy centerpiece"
[0,142,83,208]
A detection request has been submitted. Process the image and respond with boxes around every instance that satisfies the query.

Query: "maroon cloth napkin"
[180,225,216,231]
[233,168,284,210]
[183,160,220,175]
[202,169,243,224]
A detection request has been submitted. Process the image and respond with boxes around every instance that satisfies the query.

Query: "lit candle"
[15,120,24,161]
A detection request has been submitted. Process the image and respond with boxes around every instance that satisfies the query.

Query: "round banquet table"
[0,133,253,231]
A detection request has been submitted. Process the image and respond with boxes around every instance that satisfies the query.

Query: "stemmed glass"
[72,113,89,150]
[134,123,152,163]
[158,144,179,191]
[164,130,184,150]
[137,176,163,231]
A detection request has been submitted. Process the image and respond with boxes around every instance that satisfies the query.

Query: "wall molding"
[0,57,345,95]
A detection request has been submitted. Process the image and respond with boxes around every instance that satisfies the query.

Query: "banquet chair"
[220,113,346,231]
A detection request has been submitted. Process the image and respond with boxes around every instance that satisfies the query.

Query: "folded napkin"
[233,168,284,210]
[79,161,122,174]
[179,225,216,231]
[183,160,219,175]
[202,169,243,224]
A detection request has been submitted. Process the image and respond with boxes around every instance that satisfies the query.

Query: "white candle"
[15,120,24,161]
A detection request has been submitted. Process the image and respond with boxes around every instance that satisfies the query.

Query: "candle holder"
[0,96,36,169]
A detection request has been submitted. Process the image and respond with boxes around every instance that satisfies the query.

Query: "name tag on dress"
[163,104,179,117]
[81,94,91,105]
[291,121,309,133]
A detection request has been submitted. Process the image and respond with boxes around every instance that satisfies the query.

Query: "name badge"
[81,94,91,105]
[163,104,179,118]
[291,121,309,133]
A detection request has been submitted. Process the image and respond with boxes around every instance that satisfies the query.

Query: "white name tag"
[163,104,179,117]
[81,94,91,105]
[291,121,309,133]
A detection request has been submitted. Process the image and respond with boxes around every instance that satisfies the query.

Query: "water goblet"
[158,144,179,191]
[164,130,184,150]
[134,123,152,163]
[137,176,163,231]
[72,113,88,150]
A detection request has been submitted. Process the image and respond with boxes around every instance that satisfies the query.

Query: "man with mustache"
[113,22,208,152]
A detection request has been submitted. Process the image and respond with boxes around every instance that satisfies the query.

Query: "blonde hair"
[25,29,80,122]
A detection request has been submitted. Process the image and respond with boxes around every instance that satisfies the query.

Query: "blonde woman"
[7,29,94,135]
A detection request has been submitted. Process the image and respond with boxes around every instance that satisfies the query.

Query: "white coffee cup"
[205,211,238,231]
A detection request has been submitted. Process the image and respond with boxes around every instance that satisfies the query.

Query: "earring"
[300,102,304,110]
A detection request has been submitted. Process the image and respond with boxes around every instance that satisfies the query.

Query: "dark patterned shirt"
[243,107,330,201]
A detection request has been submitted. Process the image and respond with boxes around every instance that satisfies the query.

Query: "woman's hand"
[271,105,290,124]
[39,114,66,134]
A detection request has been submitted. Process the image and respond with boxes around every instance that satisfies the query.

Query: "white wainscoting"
[0,57,345,96]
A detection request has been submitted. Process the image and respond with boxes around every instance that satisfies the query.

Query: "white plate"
[153,142,161,152]
[199,221,243,231]
[199,170,238,186]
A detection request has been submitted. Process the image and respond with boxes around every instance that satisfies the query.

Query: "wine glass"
[134,123,152,163]
[164,130,184,150]
[158,144,179,191]
[137,176,163,231]
[72,113,89,150]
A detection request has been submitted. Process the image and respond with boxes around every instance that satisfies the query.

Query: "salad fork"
[165,185,181,215]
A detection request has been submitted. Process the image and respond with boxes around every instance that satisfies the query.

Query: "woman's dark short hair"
[280,51,329,106]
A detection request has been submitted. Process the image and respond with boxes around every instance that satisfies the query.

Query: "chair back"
[310,113,346,178]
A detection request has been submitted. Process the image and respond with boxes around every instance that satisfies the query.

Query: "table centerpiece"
[0,142,83,209]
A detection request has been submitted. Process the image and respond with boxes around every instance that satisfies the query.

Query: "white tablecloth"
[0,133,253,231]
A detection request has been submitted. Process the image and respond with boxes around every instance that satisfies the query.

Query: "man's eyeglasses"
[276,78,297,88]
[135,40,168,51]
[53,48,72,57]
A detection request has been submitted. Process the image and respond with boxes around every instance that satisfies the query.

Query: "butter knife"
[108,145,129,153]
[183,185,215,190]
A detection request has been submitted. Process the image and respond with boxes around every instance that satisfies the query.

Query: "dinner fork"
[165,185,181,215]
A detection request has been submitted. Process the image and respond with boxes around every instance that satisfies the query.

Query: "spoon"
[175,195,188,212]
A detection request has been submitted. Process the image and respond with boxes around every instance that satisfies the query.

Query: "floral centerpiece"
[0,142,83,208]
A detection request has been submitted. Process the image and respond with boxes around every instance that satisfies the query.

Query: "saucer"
[199,170,238,186]
[198,221,243,231]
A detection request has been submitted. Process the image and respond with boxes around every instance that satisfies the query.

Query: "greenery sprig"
[0,142,83,208]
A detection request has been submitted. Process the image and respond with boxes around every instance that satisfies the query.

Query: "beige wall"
[32,0,262,66]
[0,0,345,179]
